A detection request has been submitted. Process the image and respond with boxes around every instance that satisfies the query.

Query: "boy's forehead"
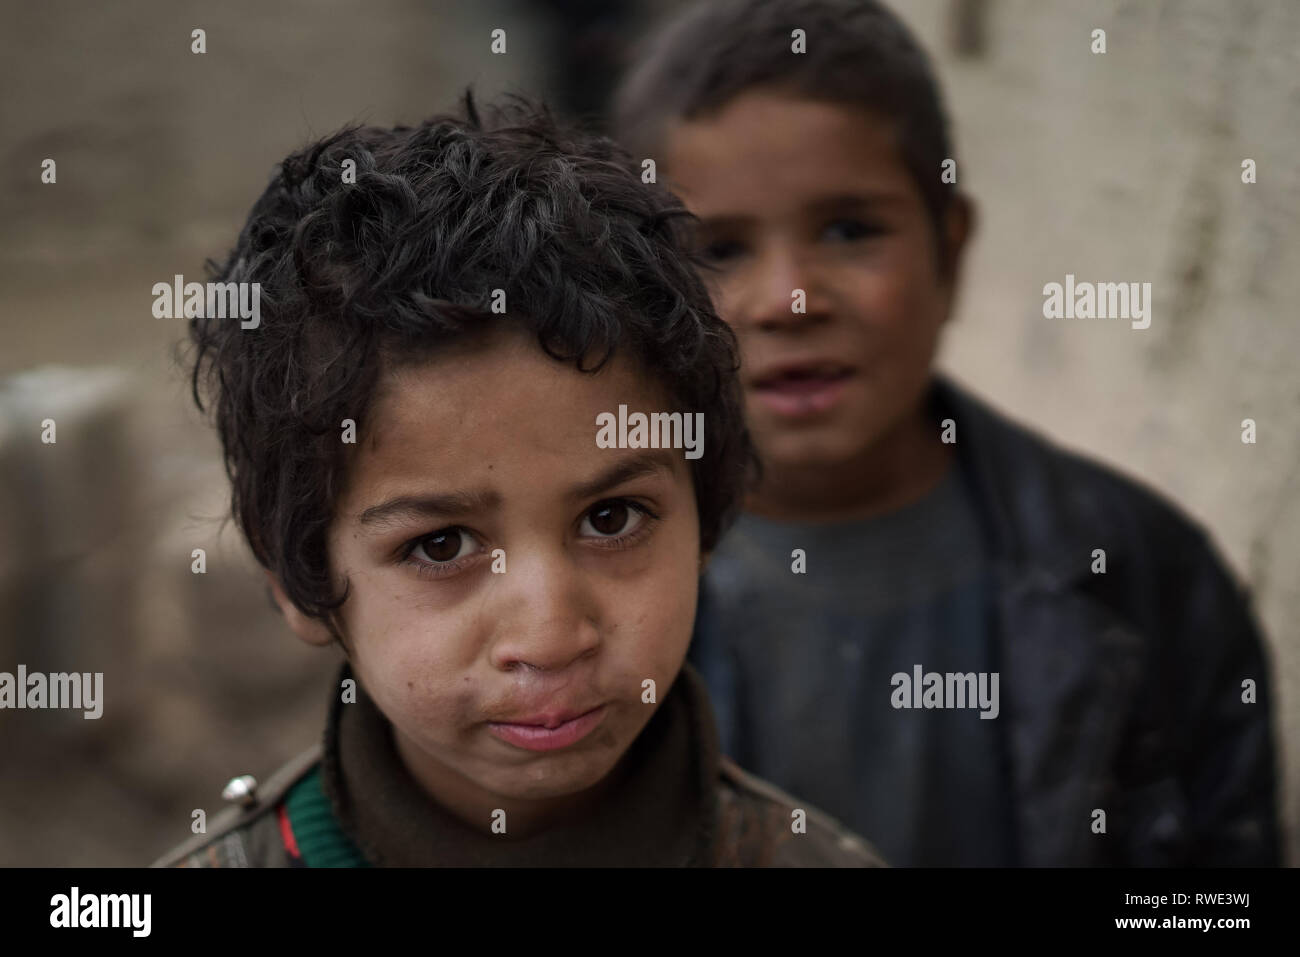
[344,330,681,499]
[663,91,910,214]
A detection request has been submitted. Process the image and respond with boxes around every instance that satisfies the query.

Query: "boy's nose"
[737,244,829,333]
[488,552,602,674]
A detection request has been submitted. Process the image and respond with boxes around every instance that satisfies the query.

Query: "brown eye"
[823,218,884,242]
[582,501,647,538]
[586,501,630,537]
[415,528,466,563]
[701,238,744,263]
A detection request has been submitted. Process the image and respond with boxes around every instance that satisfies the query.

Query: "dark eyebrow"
[694,213,750,233]
[804,192,908,216]
[695,192,906,232]
[355,451,677,530]
[569,450,678,503]
[357,488,501,529]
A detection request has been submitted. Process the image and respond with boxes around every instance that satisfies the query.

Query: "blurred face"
[663,90,965,474]
[304,326,701,833]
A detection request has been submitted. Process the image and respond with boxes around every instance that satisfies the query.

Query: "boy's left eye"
[580,500,650,539]
[822,218,883,242]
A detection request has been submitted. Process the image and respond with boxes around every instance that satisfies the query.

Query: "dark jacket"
[691,376,1281,866]
[152,663,884,868]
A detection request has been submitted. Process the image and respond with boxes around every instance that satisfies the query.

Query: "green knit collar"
[283,766,369,868]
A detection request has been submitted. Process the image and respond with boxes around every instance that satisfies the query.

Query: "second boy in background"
[614,0,1279,866]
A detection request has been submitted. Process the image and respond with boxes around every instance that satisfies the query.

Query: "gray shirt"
[690,464,1015,866]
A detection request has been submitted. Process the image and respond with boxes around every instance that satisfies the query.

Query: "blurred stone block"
[122,470,336,798]
[0,413,28,667]
[0,366,137,746]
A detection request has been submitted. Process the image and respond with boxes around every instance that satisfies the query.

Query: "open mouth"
[751,363,855,416]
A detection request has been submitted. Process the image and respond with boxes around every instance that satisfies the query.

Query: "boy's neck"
[746,401,953,525]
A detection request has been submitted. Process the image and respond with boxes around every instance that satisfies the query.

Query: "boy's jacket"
[693,376,1281,866]
[152,663,883,868]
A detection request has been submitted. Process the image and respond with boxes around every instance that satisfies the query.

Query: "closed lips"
[491,705,603,728]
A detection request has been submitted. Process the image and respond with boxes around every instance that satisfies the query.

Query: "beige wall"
[891,0,1300,862]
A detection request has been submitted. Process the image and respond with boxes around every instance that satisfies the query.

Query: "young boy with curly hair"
[152,95,882,868]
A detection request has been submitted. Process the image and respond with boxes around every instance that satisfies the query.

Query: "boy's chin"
[480,750,621,802]
[757,427,888,473]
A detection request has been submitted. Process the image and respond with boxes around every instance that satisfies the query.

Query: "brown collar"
[321,663,720,866]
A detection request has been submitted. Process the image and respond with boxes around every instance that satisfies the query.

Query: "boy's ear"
[940,192,977,292]
[264,569,335,647]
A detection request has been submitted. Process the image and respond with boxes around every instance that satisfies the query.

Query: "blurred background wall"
[915,0,1300,866]
[0,0,1295,865]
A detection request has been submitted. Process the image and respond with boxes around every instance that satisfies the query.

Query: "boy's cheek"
[603,537,698,660]
[346,606,479,714]
[835,265,924,328]
[638,570,699,672]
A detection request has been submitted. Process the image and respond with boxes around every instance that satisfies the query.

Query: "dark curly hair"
[187,92,755,636]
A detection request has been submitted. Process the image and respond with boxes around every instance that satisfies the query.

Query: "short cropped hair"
[613,0,957,254]
[187,93,754,630]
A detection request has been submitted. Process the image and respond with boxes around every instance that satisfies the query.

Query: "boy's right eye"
[699,238,746,264]
[408,527,478,564]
